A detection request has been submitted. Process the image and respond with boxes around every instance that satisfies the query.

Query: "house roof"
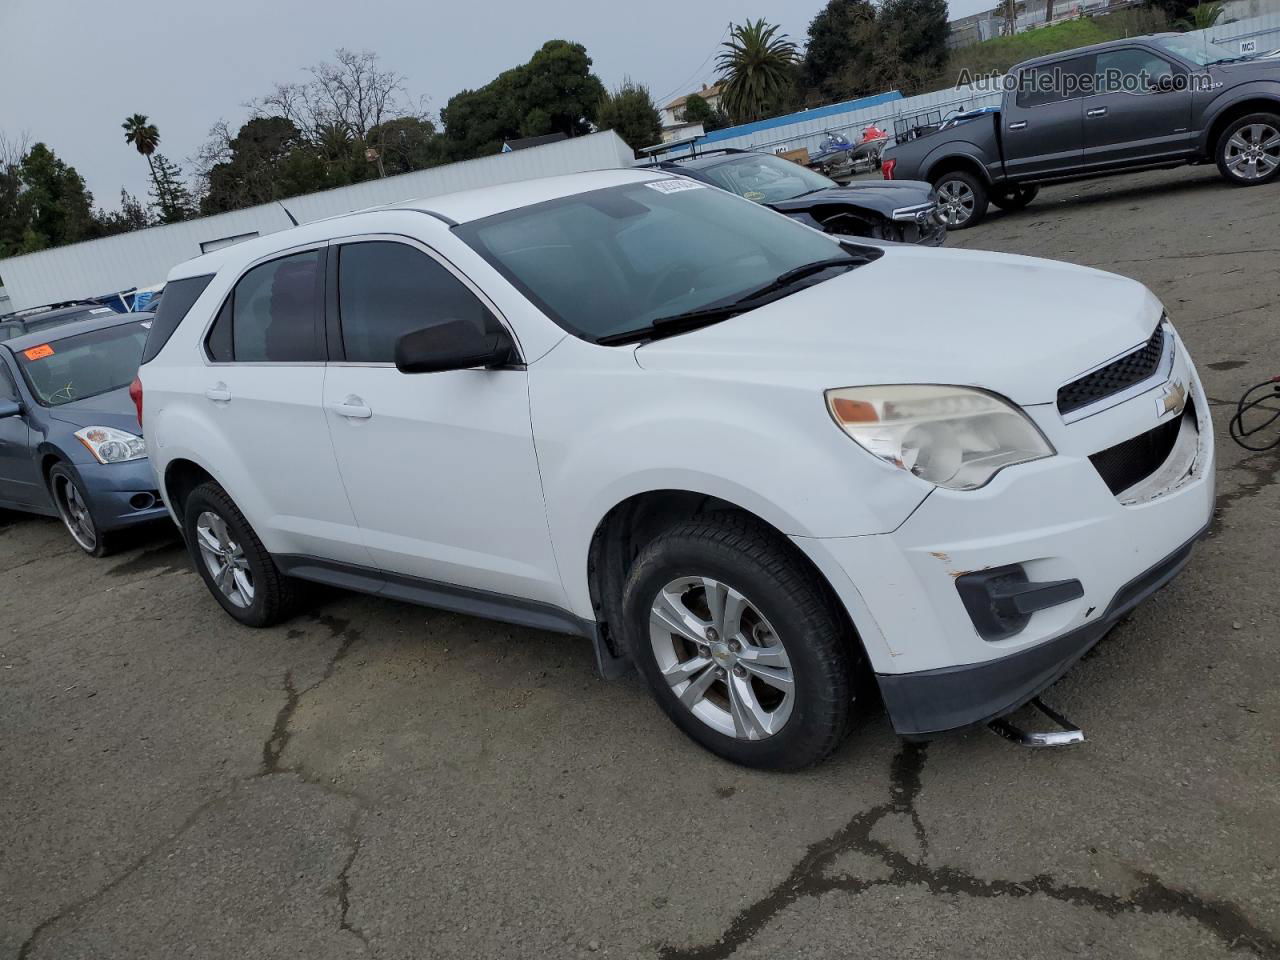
[663,84,724,111]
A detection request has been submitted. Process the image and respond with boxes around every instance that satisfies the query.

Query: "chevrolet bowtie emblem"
[1158,380,1188,418]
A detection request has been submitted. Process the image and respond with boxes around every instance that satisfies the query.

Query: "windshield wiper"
[595,256,868,346]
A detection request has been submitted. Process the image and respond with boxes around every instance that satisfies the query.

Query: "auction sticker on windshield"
[23,344,54,360]
[645,179,706,194]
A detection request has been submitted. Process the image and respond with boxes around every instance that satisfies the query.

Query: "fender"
[1196,80,1280,154]
[922,142,998,185]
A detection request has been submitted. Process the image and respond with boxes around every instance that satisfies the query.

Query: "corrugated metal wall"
[0,131,635,311]
[688,83,1003,159]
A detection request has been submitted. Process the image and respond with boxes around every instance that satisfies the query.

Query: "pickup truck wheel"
[1216,113,1280,185]
[622,519,856,770]
[991,184,1039,212]
[934,171,987,229]
[183,481,302,627]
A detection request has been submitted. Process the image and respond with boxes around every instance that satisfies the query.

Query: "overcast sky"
[0,0,988,211]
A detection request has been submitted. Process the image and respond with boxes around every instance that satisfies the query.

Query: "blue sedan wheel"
[49,463,116,558]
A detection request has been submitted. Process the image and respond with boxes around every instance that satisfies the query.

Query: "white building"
[660,83,725,138]
[0,131,635,312]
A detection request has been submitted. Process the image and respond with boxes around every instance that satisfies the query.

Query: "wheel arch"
[161,457,218,527]
[584,489,874,670]
[924,151,993,186]
[1199,88,1280,156]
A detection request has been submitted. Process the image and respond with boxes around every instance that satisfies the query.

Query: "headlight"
[825,385,1054,490]
[74,426,147,464]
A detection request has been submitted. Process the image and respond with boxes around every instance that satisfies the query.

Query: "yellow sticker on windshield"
[23,344,54,360]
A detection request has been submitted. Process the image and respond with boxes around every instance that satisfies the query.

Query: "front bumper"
[876,526,1205,736]
[72,457,169,531]
[791,327,1214,735]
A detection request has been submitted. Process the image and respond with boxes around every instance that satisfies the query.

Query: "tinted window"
[214,250,323,363]
[1094,49,1176,93]
[14,322,149,406]
[0,360,18,401]
[141,275,213,364]
[206,299,233,362]
[337,242,498,363]
[456,181,848,343]
[1015,56,1094,108]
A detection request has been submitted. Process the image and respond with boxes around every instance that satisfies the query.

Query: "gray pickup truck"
[882,33,1280,228]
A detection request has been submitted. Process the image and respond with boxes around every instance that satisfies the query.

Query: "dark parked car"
[654,149,947,245]
[0,302,119,342]
[882,33,1280,228]
[0,312,167,556]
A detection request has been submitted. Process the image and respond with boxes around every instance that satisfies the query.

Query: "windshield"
[455,180,850,343]
[14,320,149,406]
[697,154,837,204]
[1153,35,1253,65]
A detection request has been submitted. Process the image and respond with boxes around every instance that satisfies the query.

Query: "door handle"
[1086,107,1108,118]
[205,383,231,402]
[1008,121,1027,131]
[329,396,372,419]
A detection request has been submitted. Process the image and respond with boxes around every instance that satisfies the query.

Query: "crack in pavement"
[19,614,370,959]
[659,744,1280,960]
[1082,248,1280,267]
[16,791,233,960]
[1215,448,1280,521]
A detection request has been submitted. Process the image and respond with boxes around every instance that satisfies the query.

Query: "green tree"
[679,93,730,132]
[878,0,951,90]
[715,19,800,123]
[93,189,151,236]
[442,40,607,159]
[368,116,447,175]
[802,0,878,100]
[17,143,96,252]
[1175,1,1224,29]
[121,114,168,212]
[148,154,195,223]
[596,79,663,153]
[198,117,319,214]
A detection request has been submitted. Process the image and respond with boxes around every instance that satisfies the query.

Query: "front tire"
[933,170,988,229]
[183,481,301,627]
[1215,112,1280,186]
[49,462,117,558]
[622,519,857,770]
[991,184,1039,211]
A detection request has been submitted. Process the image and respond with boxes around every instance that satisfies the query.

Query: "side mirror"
[0,400,20,418]
[394,319,515,374]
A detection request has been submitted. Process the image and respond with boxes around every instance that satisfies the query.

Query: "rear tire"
[990,184,1039,211]
[622,518,857,770]
[1215,112,1280,186]
[933,170,988,229]
[49,462,117,558]
[183,481,302,627]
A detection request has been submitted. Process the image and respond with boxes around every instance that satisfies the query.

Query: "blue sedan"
[0,313,168,556]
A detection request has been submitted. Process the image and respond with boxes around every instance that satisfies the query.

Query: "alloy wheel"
[937,179,976,226]
[1224,123,1280,181]
[54,475,97,551]
[195,510,254,608]
[649,576,795,741]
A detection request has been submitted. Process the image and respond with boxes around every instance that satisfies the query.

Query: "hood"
[773,180,934,216]
[1209,59,1280,81]
[48,386,142,433]
[634,246,1163,407]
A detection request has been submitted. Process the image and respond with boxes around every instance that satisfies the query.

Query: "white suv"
[137,169,1214,769]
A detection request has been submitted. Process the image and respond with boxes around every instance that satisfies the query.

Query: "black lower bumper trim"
[876,527,1206,738]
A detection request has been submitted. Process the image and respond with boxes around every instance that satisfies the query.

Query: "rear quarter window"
[140,275,214,364]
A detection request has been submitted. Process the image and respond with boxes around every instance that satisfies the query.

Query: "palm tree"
[122,114,166,210]
[1175,1,1224,30]
[715,19,799,124]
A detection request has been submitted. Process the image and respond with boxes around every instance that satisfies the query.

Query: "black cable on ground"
[1228,376,1280,451]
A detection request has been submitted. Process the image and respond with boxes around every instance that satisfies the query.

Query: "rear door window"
[205,250,325,363]
[141,275,213,364]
